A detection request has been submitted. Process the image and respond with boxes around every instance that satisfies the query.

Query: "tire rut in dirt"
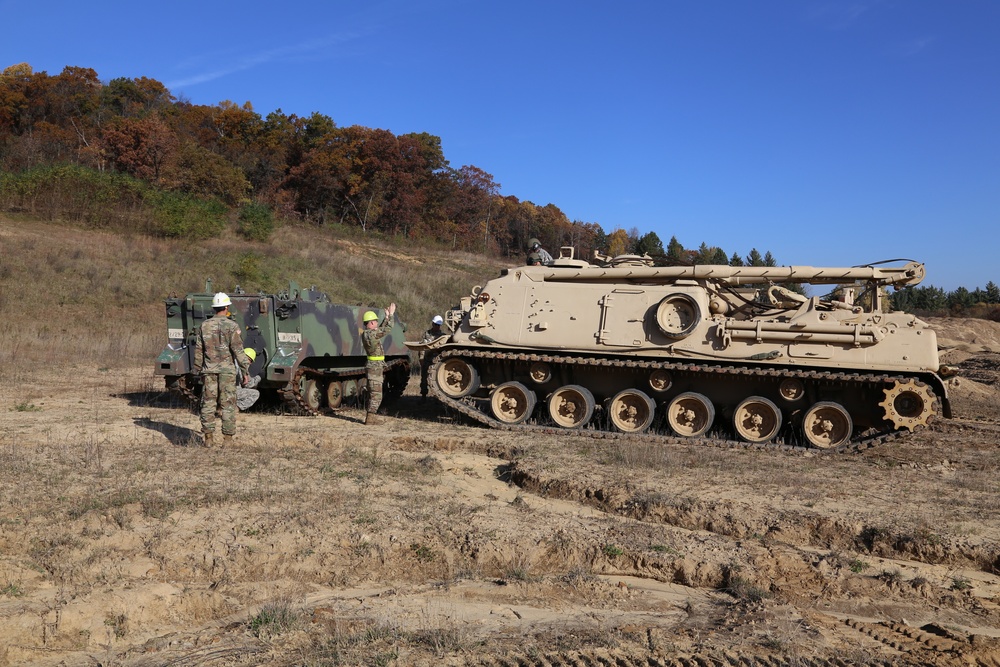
[840,618,971,656]
[462,649,909,666]
[506,460,999,572]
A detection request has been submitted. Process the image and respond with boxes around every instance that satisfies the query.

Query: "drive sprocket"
[879,379,937,430]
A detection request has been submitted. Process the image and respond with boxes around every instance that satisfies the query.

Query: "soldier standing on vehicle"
[526,238,554,266]
[361,303,396,425]
[193,292,251,446]
[419,315,445,400]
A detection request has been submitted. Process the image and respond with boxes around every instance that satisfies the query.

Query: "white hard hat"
[212,292,232,308]
[432,315,444,325]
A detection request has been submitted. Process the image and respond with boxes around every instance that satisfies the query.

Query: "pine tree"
[666,236,685,263]
[986,281,1000,304]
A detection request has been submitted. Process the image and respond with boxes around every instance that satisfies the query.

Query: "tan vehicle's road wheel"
[491,382,536,424]
[548,385,595,429]
[529,362,552,384]
[802,401,853,449]
[778,378,805,402]
[609,389,656,433]
[666,392,715,437]
[649,369,672,392]
[733,396,782,443]
[436,358,480,398]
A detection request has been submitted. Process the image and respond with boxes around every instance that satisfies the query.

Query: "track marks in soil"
[502,447,1000,665]
[507,460,998,574]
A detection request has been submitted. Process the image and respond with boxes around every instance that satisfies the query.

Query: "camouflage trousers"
[419,353,431,397]
[201,373,238,435]
[366,362,385,414]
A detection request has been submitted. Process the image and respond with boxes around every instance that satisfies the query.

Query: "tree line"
[892,282,1000,319]
[0,63,607,256]
[0,63,782,262]
[0,63,991,317]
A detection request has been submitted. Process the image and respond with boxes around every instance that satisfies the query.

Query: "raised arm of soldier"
[362,302,398,426]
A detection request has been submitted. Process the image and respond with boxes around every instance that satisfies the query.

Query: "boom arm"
[535,261,926,288]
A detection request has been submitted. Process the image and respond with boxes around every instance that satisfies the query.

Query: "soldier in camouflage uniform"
[419,315,445,399]
[526,238,554,266]
[193,292,252,446]
[361,302,396,425]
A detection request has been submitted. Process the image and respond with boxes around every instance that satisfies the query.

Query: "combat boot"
[223,434,234,446]
[203,431,214,447]
[365,412,380,426]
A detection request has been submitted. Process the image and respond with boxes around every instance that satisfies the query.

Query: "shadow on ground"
[133,417,202,447]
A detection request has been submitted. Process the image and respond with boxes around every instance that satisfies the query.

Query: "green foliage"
[234,252,264,285]
[849,558,870,573]
[602,543,624,557]
[650,544,680,555]
[951,576,972,591]
[164,142,250,206]
[632,231,664,257]
[0,164,149,229]
[237,202,276,242]
[0,582,24,597]
[150,191,227,240]
[409,543,436,562]
[891,285,948,313]
[0,164,233,241]
[248,600,299,638]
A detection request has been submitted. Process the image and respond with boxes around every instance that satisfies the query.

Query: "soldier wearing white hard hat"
[193,292,252,446]
[418,315,446,399]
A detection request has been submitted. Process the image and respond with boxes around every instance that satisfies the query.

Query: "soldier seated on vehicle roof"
[526,238,554,266]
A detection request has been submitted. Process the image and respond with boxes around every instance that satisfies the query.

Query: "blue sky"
[4,0,998,291]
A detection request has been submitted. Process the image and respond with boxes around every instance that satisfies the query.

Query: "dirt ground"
[1,318,999,666]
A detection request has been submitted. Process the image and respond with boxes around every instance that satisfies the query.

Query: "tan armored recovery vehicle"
[409,249,950,451]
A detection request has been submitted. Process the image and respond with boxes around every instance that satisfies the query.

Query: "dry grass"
[0,215,505,380]
[3,215,1000,666]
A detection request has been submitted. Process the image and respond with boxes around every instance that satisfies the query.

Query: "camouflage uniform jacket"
[361,318,393,367]
[527,247,554,266]
[195,314,251,376]
[420,326,444,344]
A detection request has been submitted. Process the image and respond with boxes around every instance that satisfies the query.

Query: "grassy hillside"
[0,214,507,377]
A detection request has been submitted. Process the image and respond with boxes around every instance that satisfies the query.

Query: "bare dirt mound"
[0,317,999,666]
[928,317,1000,417]
[931,316,1000,357]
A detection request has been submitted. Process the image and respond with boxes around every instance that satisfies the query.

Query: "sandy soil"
[0,317,999,666]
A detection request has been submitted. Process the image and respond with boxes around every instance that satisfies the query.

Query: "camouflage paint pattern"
[155,281,409,396]
[201,373,239,435]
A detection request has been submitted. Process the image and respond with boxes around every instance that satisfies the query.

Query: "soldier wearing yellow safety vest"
[361,302,396,425]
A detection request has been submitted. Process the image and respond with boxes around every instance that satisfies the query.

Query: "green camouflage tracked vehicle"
[155,281,410,413]
[408,249,951,452]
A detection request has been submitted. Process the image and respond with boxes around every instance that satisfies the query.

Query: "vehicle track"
[427,349,931,454]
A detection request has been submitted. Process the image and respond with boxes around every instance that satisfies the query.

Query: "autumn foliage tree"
[3,62,798,279]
